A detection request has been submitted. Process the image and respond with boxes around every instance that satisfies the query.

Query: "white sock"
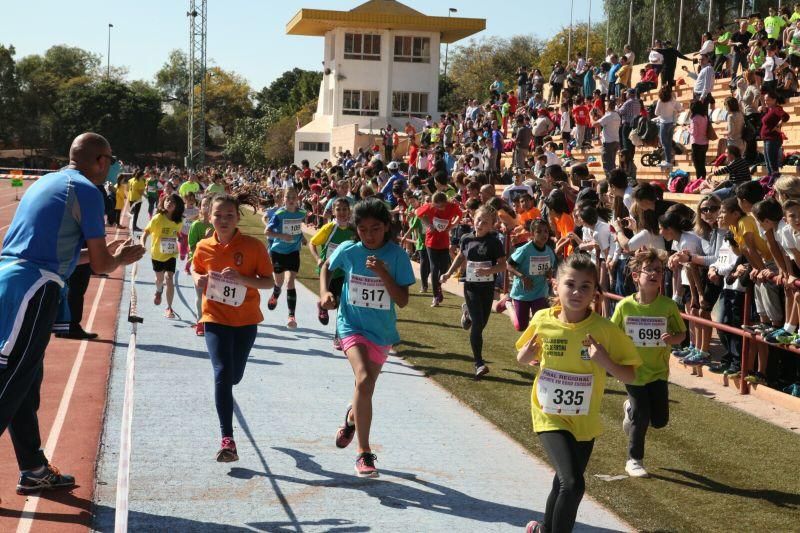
[784,323,797,334]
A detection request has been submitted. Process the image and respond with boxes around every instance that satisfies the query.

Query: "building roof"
[286,0,485,44]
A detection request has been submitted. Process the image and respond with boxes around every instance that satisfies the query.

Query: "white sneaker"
[658,161,672,168]
[625,458,649,478]
[475,365,489,379]
[622,399,633,436]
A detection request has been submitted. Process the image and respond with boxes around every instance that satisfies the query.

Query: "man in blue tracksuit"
[0,132,144,496]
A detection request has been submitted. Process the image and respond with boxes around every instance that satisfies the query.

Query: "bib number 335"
[536,368,594,415]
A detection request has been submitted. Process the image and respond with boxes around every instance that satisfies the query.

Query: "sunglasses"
[98,154,118,165]
[700,205,720,214]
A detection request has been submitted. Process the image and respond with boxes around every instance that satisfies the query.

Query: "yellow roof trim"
[286,8,485,44]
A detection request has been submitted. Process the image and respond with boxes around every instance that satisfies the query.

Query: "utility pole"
[444,8,457,81]
[107,23,113,78]
[187,0,207,171]
[586,0,591,59]
[568,0,574,65]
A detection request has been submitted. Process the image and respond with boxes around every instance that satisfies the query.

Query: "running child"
[319,198,415,478]
[309,197,355,350]
[440,205,506,378]
[192,194,274,462]
[610,248,686,478]
[415,191,462,307]
[507,219,558,331]
[180,191,199,265]
[516,253,640,533]
[188,195,214,336]
[265,187,306,328]
[141,193,185,318]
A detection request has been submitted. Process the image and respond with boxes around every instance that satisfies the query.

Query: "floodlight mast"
[187,0,207,171]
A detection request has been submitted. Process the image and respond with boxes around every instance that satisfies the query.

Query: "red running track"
[0,178,126,533]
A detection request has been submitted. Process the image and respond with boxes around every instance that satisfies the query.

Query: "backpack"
[667,169,690,193]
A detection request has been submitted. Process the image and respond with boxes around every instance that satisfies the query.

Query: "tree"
[204,66,254,138]
[537,23,608,76]
[155,49,190,106]
[263,102,315,166]
[0,44,21,144]
[54,79,163,158]
[604,0,743,59]
[446,35,542,105]
[223,116,273,167]
[255,68,322,118]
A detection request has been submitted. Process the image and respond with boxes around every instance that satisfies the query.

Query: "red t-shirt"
[572,105,591,126]
[508,94,519,114]
[415,202,462,249]
[408,144,419,167]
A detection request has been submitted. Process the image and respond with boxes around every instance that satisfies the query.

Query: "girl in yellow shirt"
[141,193,185,318]
[516,253,640,533]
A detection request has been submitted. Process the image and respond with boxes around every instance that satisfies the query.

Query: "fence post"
[739,288,753,394]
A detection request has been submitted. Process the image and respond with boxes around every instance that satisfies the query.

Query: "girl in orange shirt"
[192,194,275,463]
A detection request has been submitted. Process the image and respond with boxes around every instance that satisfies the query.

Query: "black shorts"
[701,280,723,312]
[270,250,300,274]
[152,258,177,273]
[328,275,345,300]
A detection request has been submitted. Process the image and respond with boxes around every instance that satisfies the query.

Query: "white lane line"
[16,222,124,533]
[114,331,136,533]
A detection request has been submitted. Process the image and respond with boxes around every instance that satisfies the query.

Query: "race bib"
[536,368,594,415]
[529,256,551,275]
[465,261,493,283]
[432,217,449,232]
[159,237,178,255]
[206,272,246,307]
[283,219,302,236]
[327,242,339,256]
[348,274,390,310]
[625,316,667,347]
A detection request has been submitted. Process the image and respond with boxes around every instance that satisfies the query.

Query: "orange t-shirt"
[512,207,543,245]
[192,230,273,326]
[553,212,575,257]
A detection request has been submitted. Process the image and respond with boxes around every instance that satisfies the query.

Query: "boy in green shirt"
[611,248,686,478]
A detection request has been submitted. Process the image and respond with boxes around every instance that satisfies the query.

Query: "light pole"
[443,7,457,81]
[627,0,633,46]
[651,0,657,47]
[677,0,685,49]
[586,0,591,59]
[107,23,113,78]
[568,0,574,65]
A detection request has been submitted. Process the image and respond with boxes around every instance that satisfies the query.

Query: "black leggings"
[691,143,708,179]
[464,283,494,367]
[624,379,669,461]
[538,430,595,533]
[426,247,451,297]
[419,249,431,291]
[130,201,142,229]
[205,323,258,438]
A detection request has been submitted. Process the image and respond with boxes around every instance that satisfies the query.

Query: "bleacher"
[500,74,800,210]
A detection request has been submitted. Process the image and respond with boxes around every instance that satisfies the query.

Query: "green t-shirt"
[406,209,425,251]
[188,220,213,257]
[145,177,160,198]
[715,32,731,55]
[790,11,800,22]
[764,16,787,40]
[205,182,225,196]
[179,181,201,197]
[611,294,686,386]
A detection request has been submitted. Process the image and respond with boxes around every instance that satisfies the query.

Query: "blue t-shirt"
[380,173,407,206]
[267,207,306,254]
[509,241,557,301]
[609,63,621,84]
[327,240,415,346]
[2,169,105,279]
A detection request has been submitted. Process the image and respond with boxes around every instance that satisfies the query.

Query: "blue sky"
[2,1,600,90]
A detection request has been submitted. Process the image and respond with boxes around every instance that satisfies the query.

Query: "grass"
[297,247,800,532]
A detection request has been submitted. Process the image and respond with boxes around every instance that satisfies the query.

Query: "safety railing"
[600,288,780,395]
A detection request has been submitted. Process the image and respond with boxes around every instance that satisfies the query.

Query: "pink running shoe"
[525,521,542,533]
[335,404,355,448]
[287,316,297,329]
[494,297,508,313]
[216,437,238,462]
[354,452,378,478]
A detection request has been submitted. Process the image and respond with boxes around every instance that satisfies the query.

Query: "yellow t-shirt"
[145,213,183,262]
[731,215,772,261]
[515,307,641,441]
[611,294,685,385]
[127,177,146,203]
[115,184,127,210]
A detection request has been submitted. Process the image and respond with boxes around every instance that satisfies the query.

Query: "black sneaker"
[17,464,75,494]
[708,362,730,374]
[267,288,281,310]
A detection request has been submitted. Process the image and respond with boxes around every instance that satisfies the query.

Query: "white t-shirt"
[672,231,703,285]
[628,230,666,252]
[649,50,664,65]
[502,184,534,204]
[545,150,563,167]
[584,221,614,260]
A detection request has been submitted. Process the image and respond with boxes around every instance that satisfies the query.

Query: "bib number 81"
[551,389,585,406]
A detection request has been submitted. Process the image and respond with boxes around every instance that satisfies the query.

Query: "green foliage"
[223,116,273,167]
[537,23,608,76]
[204,66,254,137]
[155,49,190,106]
[446,35,542,105]
[604,0,744,57]
[0,44,21,144]
[255,68,322,118]
[53,79,162,158]
[263,101,315,167]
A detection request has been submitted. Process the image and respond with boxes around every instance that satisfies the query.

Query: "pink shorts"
[340,334,391,365]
